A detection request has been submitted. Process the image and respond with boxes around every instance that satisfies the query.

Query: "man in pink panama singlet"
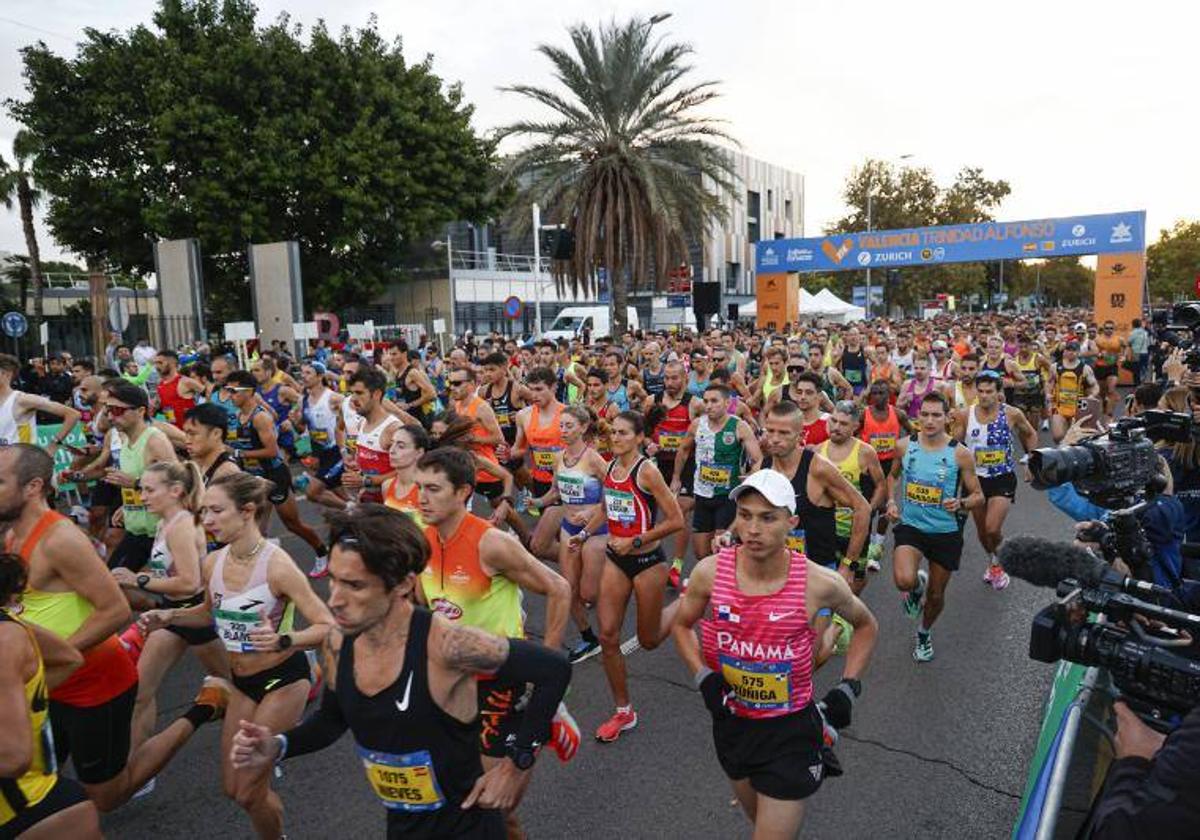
[671,469,878,839]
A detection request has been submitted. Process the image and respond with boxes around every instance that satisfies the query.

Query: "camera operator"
[1157,381,1200,560]
[1080,697,1200,837]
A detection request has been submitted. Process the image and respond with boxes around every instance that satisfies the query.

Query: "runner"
[1010,334,1055,431]
[183,403,242,490]
[252,357,301,461]
[381,423,430,523]
[670,469,878,839]
[230,505,572,839]
[887,392,984,662]
[952,371,1038,591]
[154,350,202,429]
[751,347,788,410]
[859,380,912,569]
[671,384,762,560]
[818,401,886,597]
[293,361,349,510]
[392,346,440,429]
[543,405,608,663]
[571,412,684,743]
[343,367,401,509]
[789,372,831,447]
[447,366,510,513]
[511,367,567,560]
[644,361,702,588]
[944,353,981,411]
[0,353,81,448]
[139,471,333,838]
[896,355,937,422]
[836,328,870,397]
[582,368,620,460]
[415,447,575,838]
[103,381,179,571]
[1094,319,1127,422]
[224,370,330,573]
[0,551,100,839]
[110,461,230,767]
[479,351,528,468]
[601,351,645,411]
[639,340,667,398]
[1,444,228,812]
[1049,339,1100,443]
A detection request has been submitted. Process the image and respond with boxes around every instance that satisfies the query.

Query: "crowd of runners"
[0,308,1161,838]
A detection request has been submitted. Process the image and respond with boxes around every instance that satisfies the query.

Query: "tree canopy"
[1147,220,1200,302]
[9,0,498,319]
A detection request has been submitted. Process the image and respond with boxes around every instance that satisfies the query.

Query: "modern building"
[373,147,804,337]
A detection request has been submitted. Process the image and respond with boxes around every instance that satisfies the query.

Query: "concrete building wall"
[249,241,304,354]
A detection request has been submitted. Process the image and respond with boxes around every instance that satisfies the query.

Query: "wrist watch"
[136,574,152,591]
[507,744,536,771]
[577,528,590,542]
[277,633,293,652]
[632,536,643,549]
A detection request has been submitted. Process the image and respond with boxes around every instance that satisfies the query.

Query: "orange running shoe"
[549,702,581,761]
[194,676,232,721]
[594,707,637,743]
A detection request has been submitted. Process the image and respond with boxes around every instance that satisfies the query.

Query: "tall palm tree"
[497,17,738,334]
[0,131,45,323]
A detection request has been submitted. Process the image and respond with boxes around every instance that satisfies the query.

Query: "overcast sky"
[1,0,1195,264]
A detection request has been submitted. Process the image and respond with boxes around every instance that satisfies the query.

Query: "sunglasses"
[225,386,255,393]
[449,379,470,386]
[787,365,806,374]
[106,404,135,417]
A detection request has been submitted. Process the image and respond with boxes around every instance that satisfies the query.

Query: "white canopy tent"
[737,286,865,325]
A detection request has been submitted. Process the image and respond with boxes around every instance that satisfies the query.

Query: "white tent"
[801,288,865,323]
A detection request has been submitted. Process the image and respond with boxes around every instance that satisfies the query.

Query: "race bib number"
[358,746,445,812]
[311,429,330,445]
[604,488,636,524]
[163,407,176,424]
[869,433,896,455]
[975,446,1007,468]
[786,529,806,554]
[121,487,145,510]
[558,474,586,503]
[658,433,684,452]
[212,607,264,653]
[844,369,863,384]
[532,449,557,469]
[241,456,260,469]
[719,655,790,710]
[698,464,732,487]
[905,479,943,507]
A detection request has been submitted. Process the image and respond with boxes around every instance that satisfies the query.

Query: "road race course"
[99,440,1065,839]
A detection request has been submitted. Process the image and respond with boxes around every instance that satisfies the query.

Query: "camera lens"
[1028,445,1100,487]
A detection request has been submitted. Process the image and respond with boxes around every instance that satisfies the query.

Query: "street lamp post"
[431,234,454,338]
[531,203,543,336]
[863,153,913,320]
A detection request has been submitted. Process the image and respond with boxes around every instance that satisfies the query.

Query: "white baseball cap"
[730,470,796,514]
[932,339,949,350]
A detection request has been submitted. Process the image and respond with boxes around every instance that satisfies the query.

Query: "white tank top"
[108,427,124,465]
[303,388,339,449]
[148,510,194,579]
[341,395,364,446]
[0,390,35,445]
[208,542,293,653]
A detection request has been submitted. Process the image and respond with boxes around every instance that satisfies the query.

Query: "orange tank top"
[527,402,565,483]
[460,395,500,485]
[860,405,901,462]
[10,511,138,707]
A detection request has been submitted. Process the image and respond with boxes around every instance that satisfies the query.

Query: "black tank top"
[397,366,425,407]
[337,608,503,839]
[840,348,867,391]
[982,355,1007,376]
[642,366,666,398]
[484,381,517,444]
[763,450,838,565]
[203,451,237,486]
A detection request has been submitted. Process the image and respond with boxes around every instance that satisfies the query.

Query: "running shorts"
[107,532,154,572]
[231,651,311,704]
[606,545,667,581]
[49,683,137,785]
[892,523,964,572]
[312,446,344,488]
[692,494,735,533]
[712,703,825,801]
[978,472,1017,501]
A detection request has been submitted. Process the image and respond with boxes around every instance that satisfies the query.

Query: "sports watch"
[507,744,536,771]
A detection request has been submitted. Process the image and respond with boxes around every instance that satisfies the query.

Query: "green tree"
[496,17,737,334]
[0,131,45,322]
[1147,220,1200,302]
[10,0,497,319]
[825,161,1011,310]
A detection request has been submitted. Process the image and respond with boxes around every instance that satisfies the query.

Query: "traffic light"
[540,227,575,261]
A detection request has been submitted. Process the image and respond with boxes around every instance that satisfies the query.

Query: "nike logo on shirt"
[768,610,797,622]
[395,672,413,713]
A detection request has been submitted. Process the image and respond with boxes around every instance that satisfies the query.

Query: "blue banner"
[756,211,1146,274]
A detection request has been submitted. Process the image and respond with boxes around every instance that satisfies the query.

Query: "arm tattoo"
[442,625,509,674]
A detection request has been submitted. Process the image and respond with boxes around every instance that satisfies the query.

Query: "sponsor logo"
[1111,292,1126,308]
[767,610,797,622]
[1110,222,1133,244]
[430,597,463,620]
[810,763,824,781]
[787,248,814,263]
[1022,242,1038,252]
[920,248,933,260]
[395,672,414,712]
[821,238,854,264]
[264,678,282,692]
[449,565,472,585]
[239,598,265,610]
[1111,262,1127,275]
[761,247,779,267]
[856,251,872,266]
[1059,237,1096,249]
[1072,224,1086,237]
[767,277,778,290]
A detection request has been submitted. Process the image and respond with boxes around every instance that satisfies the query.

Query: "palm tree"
[0,131,45,323]
[497,17,738,334]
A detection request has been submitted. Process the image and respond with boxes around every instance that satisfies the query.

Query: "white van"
[542,306,639,341]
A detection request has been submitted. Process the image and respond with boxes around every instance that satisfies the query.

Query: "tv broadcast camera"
[1153,300,1200,373]
[1000,537,1200,729]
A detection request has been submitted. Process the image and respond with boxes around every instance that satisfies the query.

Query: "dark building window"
[747,190,761,244]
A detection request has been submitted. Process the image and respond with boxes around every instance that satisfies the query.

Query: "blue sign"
[756,211,1146,274]
[851,286,884,308]
[666,295,690,309]
[1,311,27,338]
[597,267,611,304]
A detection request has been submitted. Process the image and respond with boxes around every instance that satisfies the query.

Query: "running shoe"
[566,637,601,664]
[131,777,157,800]
[194,676,232,720]
[831,614,853,657]
[866,542,883,572]
[308,553,329,579]
[667,558,684,590]
[913,631,934,663]
[119,623,146,664]
[902,569,927,619]
[984,563,1010,590]
[595,707,638,743]
[549,702,581,762]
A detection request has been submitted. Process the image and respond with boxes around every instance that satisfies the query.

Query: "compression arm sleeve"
[492,640,571,751]
[281,687,348,759]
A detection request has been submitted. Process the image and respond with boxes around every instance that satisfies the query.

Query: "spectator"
[1128,318,1150,385]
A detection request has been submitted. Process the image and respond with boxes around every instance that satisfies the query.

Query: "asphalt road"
[98,463,1070,839]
